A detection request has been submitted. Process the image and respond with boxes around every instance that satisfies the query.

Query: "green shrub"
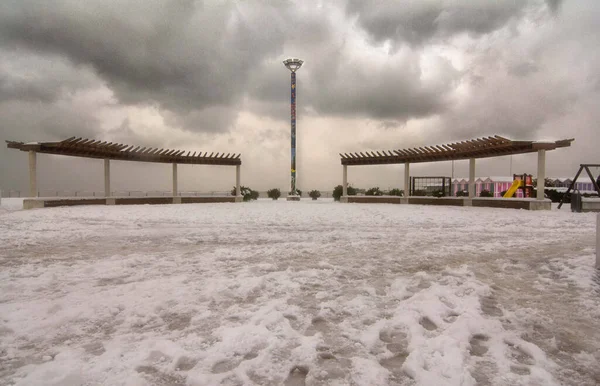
[267,188,281,200]
[231,186,259,201]
[412,189,427,197]
[365,187,383,196]
[309,190,321,200]
[388,188,403,196]
[479,189,493,197]
[332,184,358,201]
[432,189,445,198]
[456,190,468,197]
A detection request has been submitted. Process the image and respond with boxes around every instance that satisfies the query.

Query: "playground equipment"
[503,174,534,198]
[558,164,600,209]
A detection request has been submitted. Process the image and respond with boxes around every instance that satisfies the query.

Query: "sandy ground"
[0,198,599,385]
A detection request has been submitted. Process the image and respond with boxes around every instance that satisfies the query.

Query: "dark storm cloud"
[0,99,103,142]
[507,61,539,77]
[545,0,564,13]
[0,50,100,104]
[345,0,528,47]
[0,0,290,132]
[306,62,453,121]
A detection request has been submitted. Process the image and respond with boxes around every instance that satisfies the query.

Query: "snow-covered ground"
[0,199,599,386]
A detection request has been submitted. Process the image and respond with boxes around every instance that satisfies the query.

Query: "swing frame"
[557,164,600,209]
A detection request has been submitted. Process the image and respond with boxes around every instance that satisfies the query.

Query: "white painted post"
[104,159,110,197]
[537,149,546,200]
[172,163,178,197]
[469,158,476,198]
[596,213,599,269]
[342,165,348,196]
[236,165,241,196]
[404,163,410,196]
[29,150,37,197]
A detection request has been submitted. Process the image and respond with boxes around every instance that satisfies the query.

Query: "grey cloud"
[162,105,241,135]
[346,0,528,47]
[508,61,539,77]
[0,99,102,142]
[304,53,459,120]
[545,0,564,13]
[437,0,600,144]
[0,0,288,132]
[0,51,101,103]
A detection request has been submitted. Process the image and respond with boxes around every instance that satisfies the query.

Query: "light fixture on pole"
[283,58,303,201]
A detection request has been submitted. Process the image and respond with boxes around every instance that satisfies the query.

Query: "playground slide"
[503,180,523,198]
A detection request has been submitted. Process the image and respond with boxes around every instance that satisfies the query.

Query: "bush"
[365,187,383,196]
[479,189,493,197]
[388,188,403,196]
[456,190,468,197]
[545,189,565,203]
[332,184,358,201]
[267,188,281,200]
[231,186,259,201]
[412,189,427,197]
[309,190,321,200]
[432,189,445,198]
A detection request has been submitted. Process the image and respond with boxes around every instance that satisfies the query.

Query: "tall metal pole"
[283,58,303,199]
[291,71,297,195]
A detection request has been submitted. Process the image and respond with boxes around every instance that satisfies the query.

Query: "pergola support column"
[29,150,37,197]
[104,159,110,197]
[404,163,410,197]
[537,149,546,200]
[469,158,476,198]
[236,165,241,201]
[172,163,178,197]
[342,165,348,197]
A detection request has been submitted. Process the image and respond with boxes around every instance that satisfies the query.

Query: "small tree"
[309,190,321,200]
[332,184,358,201]
[479,189,493,197]
[231,186,259,201]
[267,188,281,200]
[365,187,383,196]
[388,188,403,196]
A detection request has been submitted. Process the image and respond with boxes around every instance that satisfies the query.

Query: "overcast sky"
[1,0,599,195]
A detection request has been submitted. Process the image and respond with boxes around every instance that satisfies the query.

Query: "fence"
[410,177,452,197]
[1,190,335,198]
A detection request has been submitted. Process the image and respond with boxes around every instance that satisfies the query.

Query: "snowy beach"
[0,199,599,385]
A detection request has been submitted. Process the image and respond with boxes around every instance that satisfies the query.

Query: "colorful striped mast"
[283,58,303,200]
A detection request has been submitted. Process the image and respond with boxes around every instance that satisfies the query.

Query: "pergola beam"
[341,136,573,166]
[6,138,242,166]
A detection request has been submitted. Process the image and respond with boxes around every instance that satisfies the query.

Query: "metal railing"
[1,190,334,198]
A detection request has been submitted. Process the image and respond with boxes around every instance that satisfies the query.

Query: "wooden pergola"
[339,135,574,200]
[7,137,242,199]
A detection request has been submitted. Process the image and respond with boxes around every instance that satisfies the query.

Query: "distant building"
[547,177,597,193]
[452,177,525,198]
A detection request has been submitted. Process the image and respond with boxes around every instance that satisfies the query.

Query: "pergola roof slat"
[6,137,241,166]
[341,136,573,166]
